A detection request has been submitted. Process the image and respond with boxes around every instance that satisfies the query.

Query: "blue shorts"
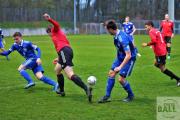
[22,58,44,74]
[111,58,136,78]
[0,41,4,48]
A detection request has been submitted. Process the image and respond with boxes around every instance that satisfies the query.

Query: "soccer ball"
[87,76,97,86]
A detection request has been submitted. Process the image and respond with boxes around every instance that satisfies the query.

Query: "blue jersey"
[114,30,136,60]
[1,40,41,60]
[122,22,134,34]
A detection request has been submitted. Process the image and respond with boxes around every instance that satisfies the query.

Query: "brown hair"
[13,32,22,37]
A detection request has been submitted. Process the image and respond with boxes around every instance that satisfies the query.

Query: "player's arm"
[43,13,60,32]
[142,32,156,47]
[114,50,131,72]
[171,22,174,38]
[131,25,136,35]
[32,43,42,65]
[159,22,163,32]
[0,45,15,55]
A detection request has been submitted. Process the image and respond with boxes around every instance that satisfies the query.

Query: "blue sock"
[40,76,56,86]
[105,77,115,97]
[121,81,134,97]
[19,70,33,84]
[135,47,139,53]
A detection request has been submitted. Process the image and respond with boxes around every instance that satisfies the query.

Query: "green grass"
[0,35,180,120]
[0,21,73,28]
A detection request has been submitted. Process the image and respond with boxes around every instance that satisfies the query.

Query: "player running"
[98,20,136,103]
[142,21,180,86]
[160,14,174,59]
[122,16,141,57]
[0,29,9,60]
[43,13,92,102]
[0,32,59,90]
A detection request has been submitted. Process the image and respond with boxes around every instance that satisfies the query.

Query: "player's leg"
[98,70,116,103]
[119,59,135,102]
[165,37,171,59]
[18,63,35,89]
[55,63,65,96]
[154,56,180,86]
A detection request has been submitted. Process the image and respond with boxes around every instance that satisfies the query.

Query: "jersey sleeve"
[30,42,41,58]
[120,35,130,52]
[48,18,60,32]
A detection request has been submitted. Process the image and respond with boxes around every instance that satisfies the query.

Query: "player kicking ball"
[98,20,136,103]
[0,32,59,90]
[142,21,180,86]
[43,13,92,102]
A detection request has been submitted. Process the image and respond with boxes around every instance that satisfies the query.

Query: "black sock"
[57,74,64,92]
[71,75,87,92]
[167,47,171,56]
[163,69,179,80]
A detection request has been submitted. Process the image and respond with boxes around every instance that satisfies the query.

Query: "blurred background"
[0,0,180,35]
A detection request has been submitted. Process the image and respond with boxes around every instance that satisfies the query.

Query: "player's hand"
[142,43,147,47]
[53,58,58,65]
[171,33,174,38]
[114,66,121,72]
[36,58,42,65]
[43,13,51,20]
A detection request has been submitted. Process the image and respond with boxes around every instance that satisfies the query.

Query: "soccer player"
[43,13,92,102]
[122,16,141,57]
[0,29,9,60]
[160,14,174,59]
[98,20,136,103]
[0,32,59,90]
[142,21,180,86]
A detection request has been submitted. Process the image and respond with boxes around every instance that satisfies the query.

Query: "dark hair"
[46,25,52,33]
[106,20,117,30]
[13,32,22,37]
[145,21,154,27]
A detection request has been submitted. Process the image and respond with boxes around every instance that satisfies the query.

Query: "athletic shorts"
[111,57,136,78]
[0,41,4,48]
[155,55,166,66]
[164,36,171,43]
[57,46,74,69]
[22,58,44,74]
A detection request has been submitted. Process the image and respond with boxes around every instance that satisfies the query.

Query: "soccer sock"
[57,74,64,92]
[105,77,115,97]
[121,81,134,97]
[163,69,179,80]
[167,47,171,56]
[71,74,87,92]
[19,70,33,84]
[40,76,56,86]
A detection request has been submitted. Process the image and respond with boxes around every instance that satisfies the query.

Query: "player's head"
[125,16,130,22]
[46,25,53,36]
[145,21,154,31]
[106,20,117,35]
[13,32,22,44]
[165,14,169,20]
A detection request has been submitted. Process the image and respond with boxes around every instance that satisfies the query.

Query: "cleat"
[56,91,66,97]
[167,56,171,60]
[137,53,141,57]
[122,95,134,102]
[98,96,111,103]
[177,79,180,87]
[24,82,35,89]
[86,86,93,103]
[53,83,59,92]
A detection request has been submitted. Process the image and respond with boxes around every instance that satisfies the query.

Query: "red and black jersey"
[160,20,174,37]
[148,28,167,56]
[48,18,70,52]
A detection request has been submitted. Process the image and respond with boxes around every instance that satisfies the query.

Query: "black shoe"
[56,91,66,97]
[86,86,93,103]
[122,95,134,102]
[177,79,180,87]
[98,96,111,103]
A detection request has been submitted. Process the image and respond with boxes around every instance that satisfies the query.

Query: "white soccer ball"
[87,76,97,86]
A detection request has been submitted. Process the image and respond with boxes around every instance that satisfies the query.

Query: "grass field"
[0,34,180,120]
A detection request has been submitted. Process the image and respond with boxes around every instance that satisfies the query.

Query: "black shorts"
[155,55,166,66]
[164,36,171,43]
[58,46,74,69]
